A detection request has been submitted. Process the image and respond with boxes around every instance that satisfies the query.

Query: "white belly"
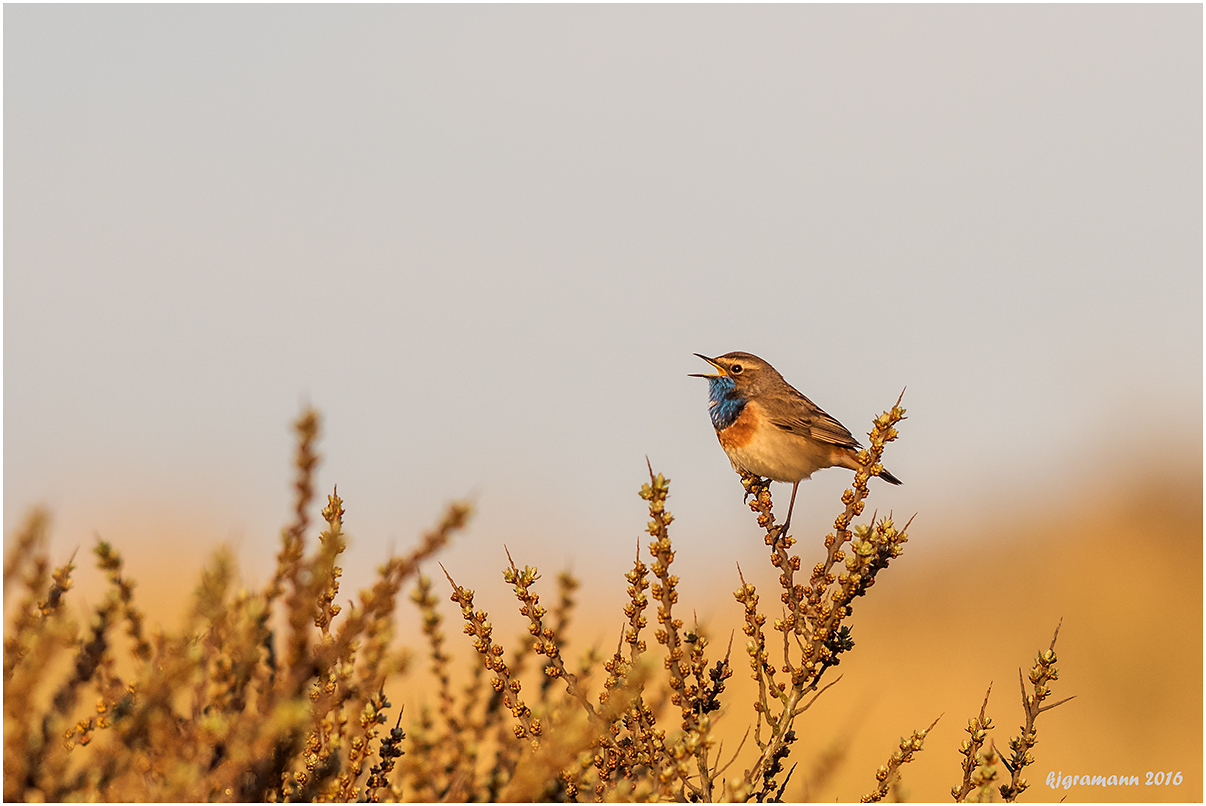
[724,430,841,483]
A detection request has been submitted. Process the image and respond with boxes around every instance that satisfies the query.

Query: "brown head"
[689,351,787,399]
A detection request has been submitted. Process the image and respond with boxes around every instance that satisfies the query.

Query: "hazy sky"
[5,5,1201,607]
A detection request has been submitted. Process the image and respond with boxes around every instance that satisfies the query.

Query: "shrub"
[3,403,1068,801]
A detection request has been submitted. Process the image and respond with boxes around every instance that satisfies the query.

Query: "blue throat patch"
[706,376,746,430]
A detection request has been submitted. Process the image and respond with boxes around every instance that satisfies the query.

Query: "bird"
[690,351,901,535]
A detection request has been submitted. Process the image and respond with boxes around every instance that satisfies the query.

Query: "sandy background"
[20,439,1200,802]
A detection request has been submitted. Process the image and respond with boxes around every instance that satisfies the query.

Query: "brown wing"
[763,386,861,449]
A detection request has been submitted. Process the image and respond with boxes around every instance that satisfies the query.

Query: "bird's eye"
[730,364,743,375]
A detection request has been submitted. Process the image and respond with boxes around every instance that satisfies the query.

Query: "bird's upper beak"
[688,353,725,378]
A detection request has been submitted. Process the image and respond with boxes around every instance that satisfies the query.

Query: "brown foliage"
[3,401,1069,801]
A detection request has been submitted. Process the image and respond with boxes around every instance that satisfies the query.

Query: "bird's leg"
[779,480,800,539]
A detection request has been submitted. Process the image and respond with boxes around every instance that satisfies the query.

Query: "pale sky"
[5,5,1201,608]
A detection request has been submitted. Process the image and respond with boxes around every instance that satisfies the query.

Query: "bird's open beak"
[688,353,725,378]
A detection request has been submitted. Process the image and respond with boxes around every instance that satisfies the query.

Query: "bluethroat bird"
[691,351,901,535]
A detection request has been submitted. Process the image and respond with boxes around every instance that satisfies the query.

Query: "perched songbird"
[691,351,901,534]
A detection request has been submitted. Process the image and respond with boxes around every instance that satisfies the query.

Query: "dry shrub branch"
[3,399,1070,801]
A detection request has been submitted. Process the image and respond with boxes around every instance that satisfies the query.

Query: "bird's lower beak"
[688,353,725,378]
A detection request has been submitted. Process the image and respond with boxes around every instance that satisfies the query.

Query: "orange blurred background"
[29,438,1200,803]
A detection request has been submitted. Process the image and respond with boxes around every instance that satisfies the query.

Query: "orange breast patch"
[717,400,760,450]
